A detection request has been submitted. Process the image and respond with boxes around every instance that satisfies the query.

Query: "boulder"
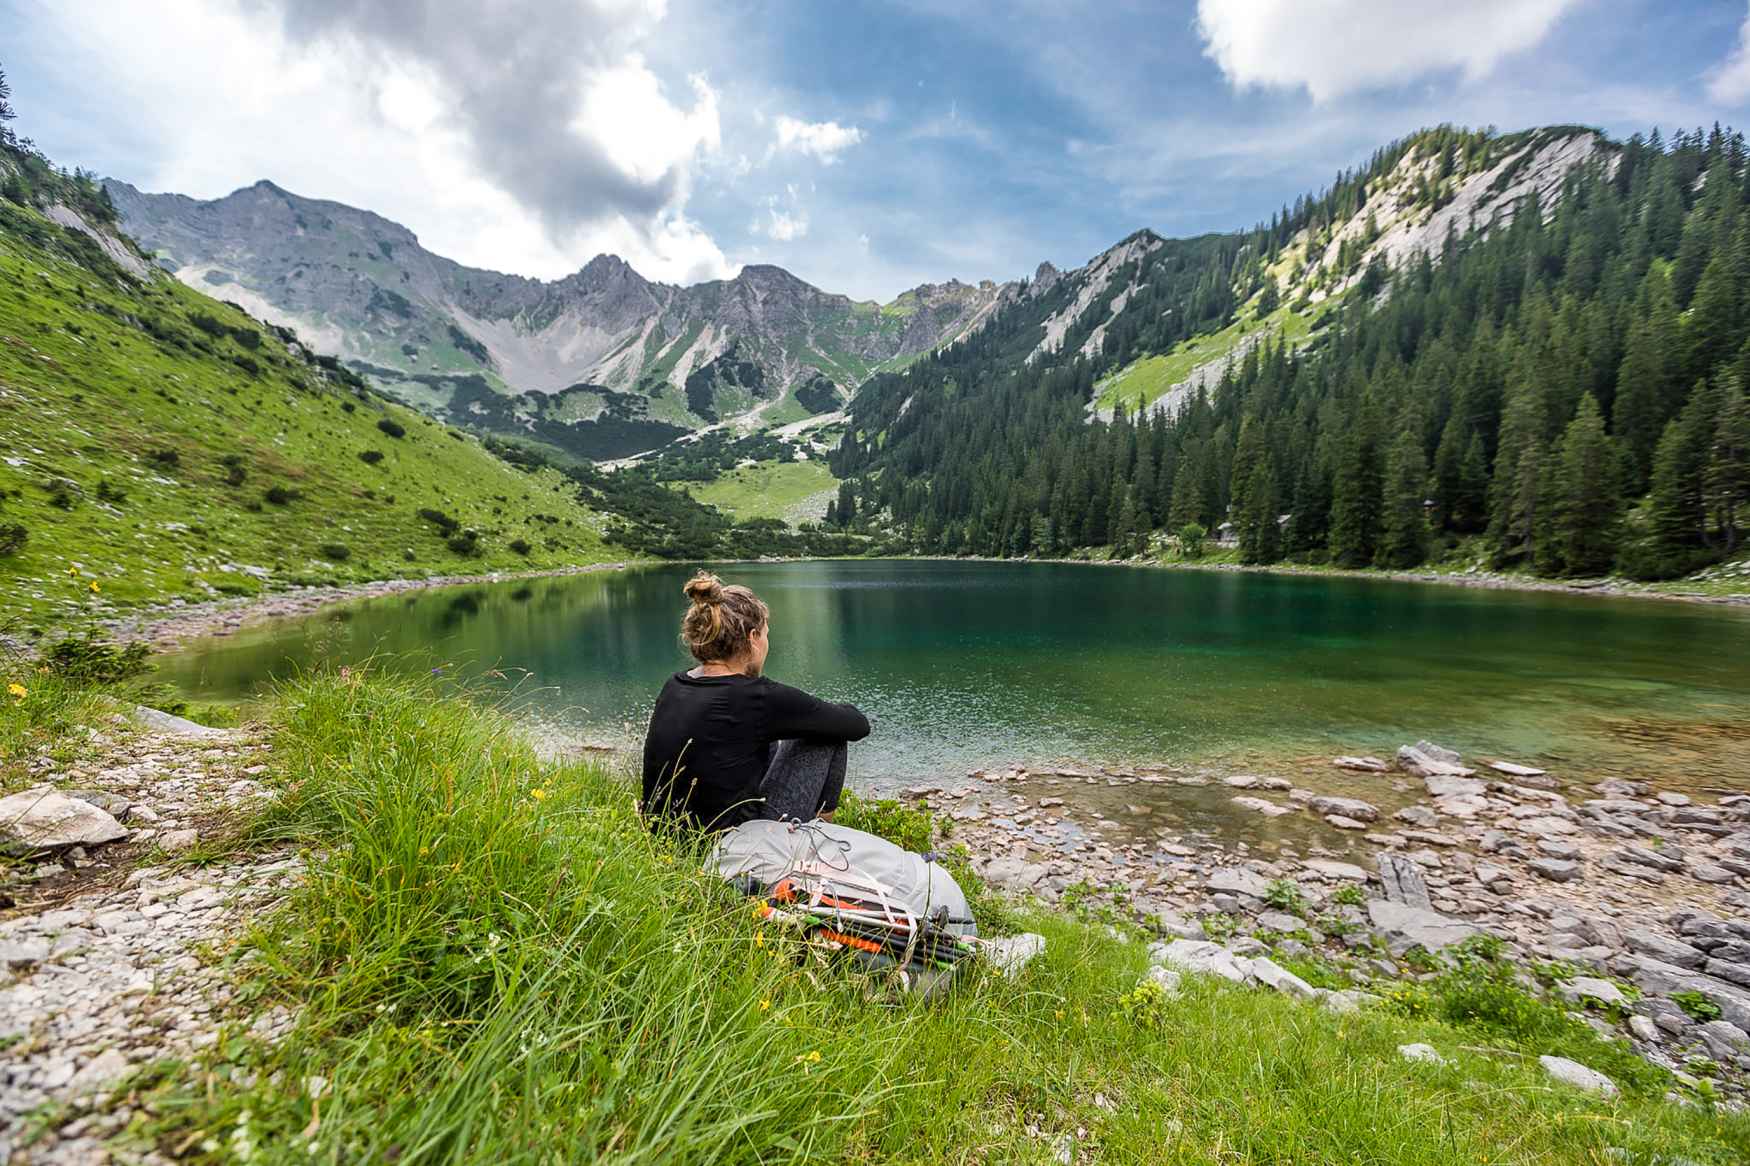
[1325,814,1368,830]
[1205,867,1271,899]
[1256,911,1304,933]
[1247,956,1317,999]
[1394,805,1439,829]
[1149,939,1250,984]
[1377,853,1433,909]
[0,785,129,853]
[1399,744,1476,781]
[1414,740,1463,765]
[984,933,1046,979]
[1528,858,1582,882]
[1143,965,1183,995]
[1334,756,1389,773]
[1623,929,1706,970]
[1301,859,1368,883]
[1538,1055,1617,1098]
[133,705,232,739]
[1367,900,1477,954]
[1558,977,1629,1009]
[1309,796,1379,823]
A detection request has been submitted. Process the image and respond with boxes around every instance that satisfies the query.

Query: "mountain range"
[105,125,1610,464]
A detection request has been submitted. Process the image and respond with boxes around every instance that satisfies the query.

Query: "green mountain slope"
[0,170,616,631]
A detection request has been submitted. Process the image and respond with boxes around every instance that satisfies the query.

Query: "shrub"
[146,448,180,468]
[446,529,482,556]
[220,454,248,487]
[1263,879,1306,915]
[41,634,152,684]
[0,523,26,556]
[1673,989,1723,1022]
[417,507,460,534]
[376,417,407,439]
[44,479,78,509]
[95,478,128,505]
[1330,884,1366,907]
[358,450,384,465]
[508,537,532,555]
[1178,522,1206,560]
[318,543,352,562]
[264,485,300,506]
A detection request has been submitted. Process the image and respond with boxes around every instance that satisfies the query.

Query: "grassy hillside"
[679,459,839,525]
[65,671,1745,1165]
[0,196,617,631]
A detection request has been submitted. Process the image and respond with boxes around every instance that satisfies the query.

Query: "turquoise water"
[159,561,1750,789]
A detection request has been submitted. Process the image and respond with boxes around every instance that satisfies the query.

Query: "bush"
[508,537,532,555]
[446,529,482,556]
[358,450,385,465]
[147,448,181,468]
[1178,522,1206,560]
[418,507,460,534]
[264,485,300,506]
[95,478,128,505]
[0,523,26,557]
[318,543,352,562]
[220,454,248,487]
[376,417,407,440]
[1263,879,1307,915]
[1673,989,1723,1022]
[41,634,152,684]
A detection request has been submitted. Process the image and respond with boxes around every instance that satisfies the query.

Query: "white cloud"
[1194,0,1583,102]
[752,184,808,241]
[26,0,735,285]
[771,115,865,163]
[1709,3,1750,105]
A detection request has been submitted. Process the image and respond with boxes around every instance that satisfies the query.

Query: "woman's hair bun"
[683,570,725,606]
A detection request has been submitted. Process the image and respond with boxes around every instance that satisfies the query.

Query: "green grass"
[0,200,618,630]
[85,672,1750,1164]
[679,460,838,525]
[1095,306,1315,413]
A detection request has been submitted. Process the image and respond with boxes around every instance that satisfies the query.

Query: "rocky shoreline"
[920,739,1750,1100]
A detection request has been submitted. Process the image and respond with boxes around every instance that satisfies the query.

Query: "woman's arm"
[764,680,871,741]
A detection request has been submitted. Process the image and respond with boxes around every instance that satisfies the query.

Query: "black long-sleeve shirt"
[641,671,870,831]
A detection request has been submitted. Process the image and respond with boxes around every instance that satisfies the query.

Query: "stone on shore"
[1230,796,1291,818]
[1367,900,1477,954]
[1488,760,1548,778]
[1309,795,1380,823]
[1334,756,1389,773]
[1398,743,1476,780]
[1302,859,1369,882]
[1150,939,1250,984]
[132,705,233,739]
[1538,1055,1617,1097]
[1206,867,1271,899]
[0,785,129,852]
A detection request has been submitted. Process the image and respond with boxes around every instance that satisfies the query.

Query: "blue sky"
[5,1,1750,299]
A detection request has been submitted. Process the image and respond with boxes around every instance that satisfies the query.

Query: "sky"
[5,0,1750,301]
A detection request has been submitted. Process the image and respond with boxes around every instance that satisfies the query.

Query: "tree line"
[831,125,1750,581]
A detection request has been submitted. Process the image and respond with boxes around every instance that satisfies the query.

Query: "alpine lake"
[161,559,1750,845]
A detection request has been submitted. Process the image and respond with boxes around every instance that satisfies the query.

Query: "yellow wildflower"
[7,683,26,701]
[758,999,771,1013]
[67,567,78,577]
[529,788,547,802]
[755,930,765,948]
[88,581,100,593]
[794,1050,821,1065]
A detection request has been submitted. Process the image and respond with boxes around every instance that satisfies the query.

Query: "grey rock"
[1413,740,1463,765]
[1325,814,1368,830]
[161,828,201,853]
[0,938,51,967]
[0,786,129,852]
[1614,844,1682,872]
[66,1049,132,1097]
[1205,867,1271,900]
[1705,959,1750,989]
[1149,938,1250,984]
[1367,900,1477,954]
[1333,756,1389,773]
[1308,796,1379,823]
[984,933,1046,979]
[1143,965,1183,995]
[1377,853,1432,909]
[1393,805,1439,829]
[1594,779,1648,798]
[1690,862,1738,885]
[1539,1055,1617,1097]
[1488,760,1547,778]
[1255,910,1303,933]
[1399,745,1477,783]
[1624,929,1706,970]
[1319,988,1377,1015]
[1230,795,1291,818]
[133,705,233,739]
[1247,955,1317,999]
[1535,839,1581,860]
[1559,977,1629,1009]
[1301,859,1369,882]
[1628,1014,1659,1042]
[1529,858,1582,882]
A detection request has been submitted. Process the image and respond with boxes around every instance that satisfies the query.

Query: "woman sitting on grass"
[641,570,870,832]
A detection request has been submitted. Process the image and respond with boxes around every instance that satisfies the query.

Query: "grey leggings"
[760,739,848,822]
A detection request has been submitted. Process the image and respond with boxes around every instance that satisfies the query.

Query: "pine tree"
[1708,374,1750,552]
[1498,440,1549,567]
[1612,307,1676,490]
[1454,431,1489,533]
[1112,488,1141,557]
[1550,394,1621,575]
[835,480,857,527]
[1168,444,1206,529]
[1328,421,1382,567]
[1236,454,1281,564]
[1376,429,1430,568]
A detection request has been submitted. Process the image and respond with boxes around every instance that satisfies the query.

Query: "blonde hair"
[680,571,769,664]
